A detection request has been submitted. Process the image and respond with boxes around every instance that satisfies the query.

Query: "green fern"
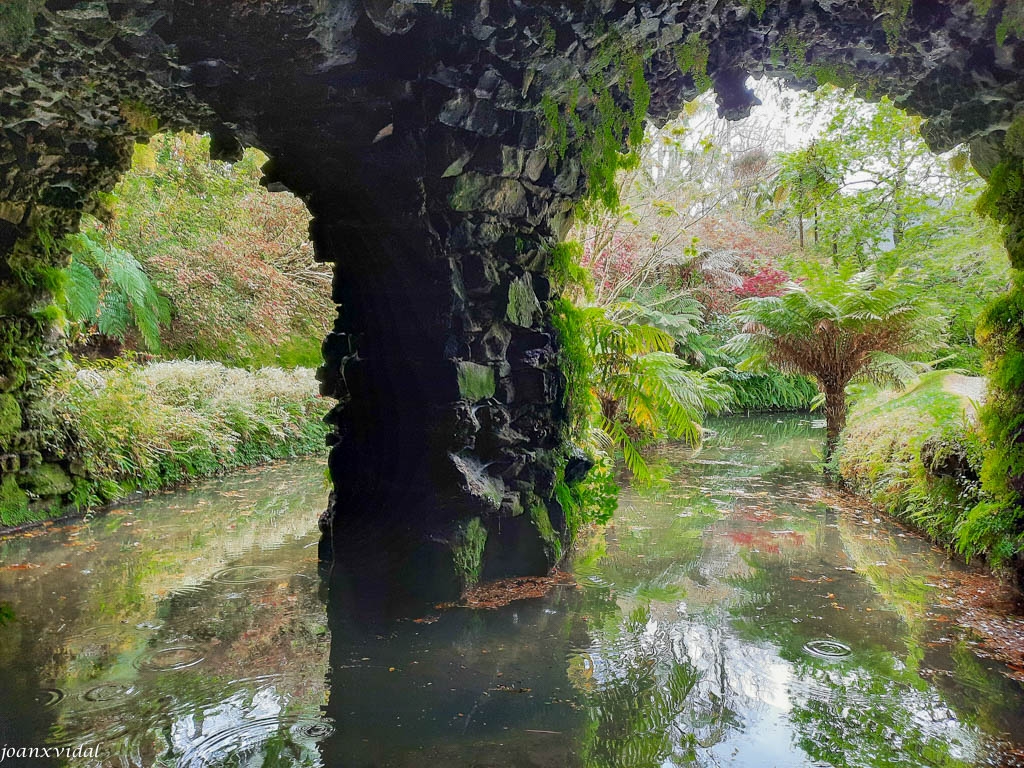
[554,296,730,488]
[726,262,946,457]
[61,231,170,352]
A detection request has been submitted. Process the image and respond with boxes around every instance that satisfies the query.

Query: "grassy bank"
[0,360,330,527]
[835,371,1003,569]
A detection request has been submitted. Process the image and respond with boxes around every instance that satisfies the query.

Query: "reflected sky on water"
[1,415,1022,767]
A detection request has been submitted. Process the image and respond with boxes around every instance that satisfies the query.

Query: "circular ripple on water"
[178,716,335,768]
[35,688,66,707]
[803,639,852,659]
[134,646,205,672]
[212,565,289,585]
[291,720,335,739]
[82,683,138,705]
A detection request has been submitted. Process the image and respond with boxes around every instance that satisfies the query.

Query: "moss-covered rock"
[452,517,488,587]
[529,498,563,562]
[0,474,29,527]
[456,361,495,402]
[20,463,74,497]
[505,274,542,328]
[0,394,21,448]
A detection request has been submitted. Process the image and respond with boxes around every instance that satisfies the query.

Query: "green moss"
[0,394,21,447]
[0,475,30,527]
[530,499,563,561]
[506,274,543,327]
[21,463,74,497]
[539,31,650,212]
[1003,114,1024,161]
[872,0,912,50]
[995,3,1024,46]
[771,29,809,72]
[0,0,42,54]
[456,361,495,402]
[119,100,160,136]
[452,517,487,587]
[673,33,712,92]
[745,0,768,20]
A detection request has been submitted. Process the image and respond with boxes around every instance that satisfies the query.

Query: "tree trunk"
[823,387,847,462]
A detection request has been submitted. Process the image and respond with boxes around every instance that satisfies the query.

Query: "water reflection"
[0,417,1022,766]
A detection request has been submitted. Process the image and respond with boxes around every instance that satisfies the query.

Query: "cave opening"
[0,0,1021,602]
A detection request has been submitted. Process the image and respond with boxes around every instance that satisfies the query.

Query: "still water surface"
[1,415,1022,767]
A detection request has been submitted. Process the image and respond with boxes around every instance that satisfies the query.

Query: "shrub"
[46,359,330,509]
[837,372,989,557]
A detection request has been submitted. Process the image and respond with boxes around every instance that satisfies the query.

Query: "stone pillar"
[309,161,576,599]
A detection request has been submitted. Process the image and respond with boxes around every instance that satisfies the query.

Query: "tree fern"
[726,262,945,457]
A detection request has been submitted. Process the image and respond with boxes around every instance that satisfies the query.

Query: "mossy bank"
[836,371,1021,584]
[0,360,329,529]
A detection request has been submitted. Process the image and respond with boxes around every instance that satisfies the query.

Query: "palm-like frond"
[559,298,730,486]
[725,263,946,456]
[62,231,170,352]
[726,264,945,387]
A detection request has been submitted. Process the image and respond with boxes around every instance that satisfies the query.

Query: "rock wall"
[1,0,1022,594]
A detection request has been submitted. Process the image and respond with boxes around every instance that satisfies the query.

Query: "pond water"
[1,415,1023,767]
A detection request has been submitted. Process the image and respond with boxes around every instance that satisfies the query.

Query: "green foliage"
[555,452,619,540]
[553,294,730,486]
[872,0,912,50]
[61,230,170,352]
[452,517,487,587]
[672,33,712,92]
[0,393,21,447]
[549,241,593,297]
[964,273,1024,568]
[771,29,809,72]
[995,2,1024,45]
[80,132,331,368]
[119,100,159,136]
[46,359,330,511]
[725,370,821,412]
[0,474,30,528]
[727,264,945,386]
[550,236,729,537]
[745,0,768,20]
[540,34,650,213]
[838,372,986,555]
[768,90,1006,372]
[727,263,946,456]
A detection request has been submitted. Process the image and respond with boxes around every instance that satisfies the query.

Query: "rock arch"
[1,0,1022,594]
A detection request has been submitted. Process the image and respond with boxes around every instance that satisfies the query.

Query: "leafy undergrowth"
[70,133,332,368]
[41,359,330,515]
[837,371,995,566]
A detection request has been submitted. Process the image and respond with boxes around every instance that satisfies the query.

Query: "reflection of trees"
[790,665,974,768]
[729,550,985,768]
[0,461,331,767]
[579,607,702,768]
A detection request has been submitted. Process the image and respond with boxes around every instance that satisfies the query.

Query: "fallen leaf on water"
[437,570,576,611]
